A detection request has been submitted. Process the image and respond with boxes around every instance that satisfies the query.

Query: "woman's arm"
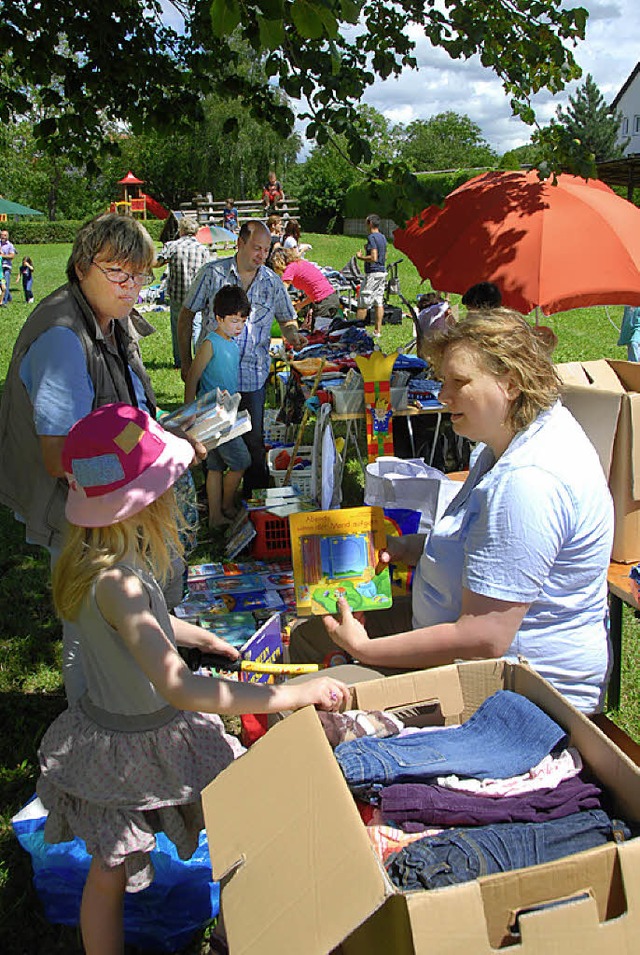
[97,568,351,714]
[324,589,529,670]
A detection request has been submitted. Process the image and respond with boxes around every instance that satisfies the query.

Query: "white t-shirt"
[412,402,614,712]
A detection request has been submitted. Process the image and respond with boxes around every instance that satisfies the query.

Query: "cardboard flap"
[352,667,465,723]
[608,359,640,394]
[558,360,628,393]
[629,398,640,499]
[202,706,390,955]
[560,389,621,478]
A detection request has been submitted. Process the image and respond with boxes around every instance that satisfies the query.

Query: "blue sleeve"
[19,327,94,435]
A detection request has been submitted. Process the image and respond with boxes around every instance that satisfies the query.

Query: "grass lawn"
[0,236,638,953]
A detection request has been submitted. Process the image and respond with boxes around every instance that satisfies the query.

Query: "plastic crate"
[263,409,289,446]
[267,446,314,497]
[250,509,291,559]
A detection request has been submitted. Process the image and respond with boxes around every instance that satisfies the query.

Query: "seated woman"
[323,309,614,714]
[282,218,312,256]
[271,248,341,331]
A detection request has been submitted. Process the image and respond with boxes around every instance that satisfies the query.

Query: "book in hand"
[161,388,251,451]
[288,506,393,616]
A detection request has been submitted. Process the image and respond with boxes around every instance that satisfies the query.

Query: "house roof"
[611,62,640,110]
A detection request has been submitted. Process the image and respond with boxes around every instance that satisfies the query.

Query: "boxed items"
[557,359,640,561]
[201,660,640,955]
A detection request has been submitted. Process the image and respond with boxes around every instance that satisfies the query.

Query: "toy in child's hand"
[180,647,320,675]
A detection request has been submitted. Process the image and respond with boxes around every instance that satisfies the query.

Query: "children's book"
[161,389,250,450]
[238,613,283,684]
[175,589,286,618]
[197,612,260,647]
[288,506,393,615]
[187,570,294,596]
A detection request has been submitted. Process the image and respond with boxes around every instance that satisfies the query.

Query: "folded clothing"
[435,747,582,797]
[380,774,603,827]
[385,810,630,890]
[335,690,568,796]
[318,709,403,749]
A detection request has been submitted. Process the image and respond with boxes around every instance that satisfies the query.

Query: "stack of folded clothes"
[324,690,634,890]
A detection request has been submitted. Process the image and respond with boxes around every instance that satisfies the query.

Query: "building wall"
[616,79,640,155]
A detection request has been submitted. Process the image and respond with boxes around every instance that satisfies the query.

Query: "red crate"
[250,509,291,559]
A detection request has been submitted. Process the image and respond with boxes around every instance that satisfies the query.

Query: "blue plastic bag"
[12,796,219,952]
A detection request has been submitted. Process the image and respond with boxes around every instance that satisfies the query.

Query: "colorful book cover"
[187,560,292,581]
[175,589,286,618]
[197,612,260,647]
[289,506,393,615]
[238,613,283,684]
[187,570,295,597]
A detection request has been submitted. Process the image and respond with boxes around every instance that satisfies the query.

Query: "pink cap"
[63,403,194,527]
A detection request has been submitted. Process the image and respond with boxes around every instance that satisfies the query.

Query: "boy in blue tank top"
[185,285,252,527]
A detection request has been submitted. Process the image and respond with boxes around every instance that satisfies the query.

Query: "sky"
[362,0,640,154]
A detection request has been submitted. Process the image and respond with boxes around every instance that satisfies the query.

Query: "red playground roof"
[118,171,144,184]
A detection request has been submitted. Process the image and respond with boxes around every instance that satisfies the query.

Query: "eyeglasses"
[92,261,154,287]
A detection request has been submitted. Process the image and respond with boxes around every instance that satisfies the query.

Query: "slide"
[142,193,170,219]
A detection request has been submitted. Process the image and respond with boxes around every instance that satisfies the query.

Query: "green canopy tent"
[0,198,44,216]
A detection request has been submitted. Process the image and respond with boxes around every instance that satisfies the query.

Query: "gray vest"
[0,283,156,547]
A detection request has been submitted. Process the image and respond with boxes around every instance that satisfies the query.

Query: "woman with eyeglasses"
[0,213,210,703]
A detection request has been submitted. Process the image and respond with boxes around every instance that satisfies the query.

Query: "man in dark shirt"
[355,214,387,337]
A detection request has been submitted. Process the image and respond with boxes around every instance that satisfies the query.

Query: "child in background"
[37,402,349,955]
[19,256,35,303]
[184,285,251,527]
[222,198,239,233]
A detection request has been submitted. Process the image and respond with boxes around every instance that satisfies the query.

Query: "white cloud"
[361,0,640,154]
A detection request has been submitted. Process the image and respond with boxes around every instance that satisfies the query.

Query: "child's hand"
[197,632,241,661]
[288,676,351,712]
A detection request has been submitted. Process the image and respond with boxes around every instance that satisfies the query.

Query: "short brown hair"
[424,309,561,432]
[67,213,155,283]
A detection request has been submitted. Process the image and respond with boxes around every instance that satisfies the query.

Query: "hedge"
[344,169,493,222]
[6,217,166,244]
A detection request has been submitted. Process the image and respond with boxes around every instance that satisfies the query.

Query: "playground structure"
[109,171,170,220]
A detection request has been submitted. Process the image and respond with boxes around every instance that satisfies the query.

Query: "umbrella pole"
[534,307,541,326]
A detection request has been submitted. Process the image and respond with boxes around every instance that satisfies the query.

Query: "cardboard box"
[201,661,640,955]
[557,359,640,562]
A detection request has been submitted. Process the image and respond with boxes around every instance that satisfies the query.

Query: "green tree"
[498,142,545,170]
[538,74,627,165]
[0,121,110,219]
[1,0,590,181]
[287,106,398,228]
[399,113,497,172]
[102,94,300,209]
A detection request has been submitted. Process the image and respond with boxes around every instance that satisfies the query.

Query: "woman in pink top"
[272,248,341,331]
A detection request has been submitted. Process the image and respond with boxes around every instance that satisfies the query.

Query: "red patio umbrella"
[394,170,640,315]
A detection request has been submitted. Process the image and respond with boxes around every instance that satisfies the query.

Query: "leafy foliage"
[398,113,497,172]
[1,0,590,179]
